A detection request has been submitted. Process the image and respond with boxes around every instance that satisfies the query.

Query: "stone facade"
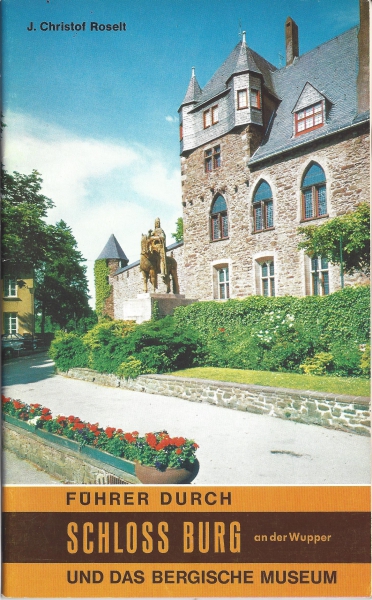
[107,6,369,312]
[60,368,370,436]
[181,125,369,301]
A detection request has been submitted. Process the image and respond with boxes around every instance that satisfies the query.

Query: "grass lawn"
[171,367,370,397]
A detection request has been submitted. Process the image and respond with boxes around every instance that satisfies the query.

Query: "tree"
[1,170,54,273]
[171,217,184,242]
[35,220,91,332]
[297,203,370,275]
[2,167,91,332]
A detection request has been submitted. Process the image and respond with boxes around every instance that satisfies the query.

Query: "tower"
[95,234,128,318]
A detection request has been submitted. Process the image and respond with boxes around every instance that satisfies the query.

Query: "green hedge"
[50,286,370,378]
[173,286,370,376]
[49,316,201,376]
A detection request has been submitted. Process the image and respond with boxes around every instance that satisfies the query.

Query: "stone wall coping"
[139,374,370,406]
[63,368,370,406]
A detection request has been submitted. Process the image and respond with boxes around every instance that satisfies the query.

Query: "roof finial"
[242,31,246,46]
[191,66,195,78]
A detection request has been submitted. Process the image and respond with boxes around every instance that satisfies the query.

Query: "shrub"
[122,316,202,374]
[329,341,363,377]
[301,352,334,375]
[360,344,370,377]
[83,320,136,373]
[49,332,89,371]
[116,356,148,379]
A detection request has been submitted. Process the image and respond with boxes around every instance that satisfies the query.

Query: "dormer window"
[203,105,219,128]
[250,89,261,109]
[295,102,324,135]
[237,89,248,109]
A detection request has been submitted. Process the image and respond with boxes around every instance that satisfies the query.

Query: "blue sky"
[3,0,360,303]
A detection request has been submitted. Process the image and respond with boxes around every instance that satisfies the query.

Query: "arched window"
[301,163,327,220]
[253,181,273,232]
[210,195,228,241]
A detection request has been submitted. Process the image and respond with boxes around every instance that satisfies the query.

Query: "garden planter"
[3,413,35,433]
[81,445,136,475]
[135,459,199,484]
[36,428,81,452]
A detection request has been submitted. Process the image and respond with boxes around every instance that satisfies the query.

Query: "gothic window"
[301,163,327,221]
[295,102,324,135]
[210,194,228,241]
[310,256,329,296]
[253,181,274,232]
[204,145,221,172]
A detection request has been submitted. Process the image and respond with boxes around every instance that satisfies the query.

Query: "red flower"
[13,401,25,410]
[89,424,99,432]
[73,423,85,430]
[40,415,52,421]
[174,437,186,447]
[146,433,157,448]
[30,403,41,408]
[124,433,136,443]
[67,415,75,422]
[105,427,116,439]
[193,443,199,448]
[41,407,51,415]
[94,431,100,437]
[176,449,182,455]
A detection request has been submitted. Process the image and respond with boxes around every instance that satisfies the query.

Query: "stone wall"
[61,369,370,436]
[113,243,185,320]
[181,125,370,300]
[3,421,139,484]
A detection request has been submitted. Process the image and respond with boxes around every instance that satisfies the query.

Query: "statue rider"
[148,217,167,276]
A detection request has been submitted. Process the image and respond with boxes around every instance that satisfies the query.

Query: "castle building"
[101,0,369,319]
[178,0,369,300]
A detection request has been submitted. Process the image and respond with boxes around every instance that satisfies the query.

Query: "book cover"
[2,0,370,597]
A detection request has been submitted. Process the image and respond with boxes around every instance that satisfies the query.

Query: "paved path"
[2,353,370,484]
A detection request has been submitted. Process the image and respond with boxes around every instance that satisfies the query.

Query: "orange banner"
[2,562,370,597]
[3,485,370,513]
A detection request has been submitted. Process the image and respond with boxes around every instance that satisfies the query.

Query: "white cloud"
[165,115,178,123]
[3,111,182,306]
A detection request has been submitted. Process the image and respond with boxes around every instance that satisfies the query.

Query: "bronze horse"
[140,234,179,294]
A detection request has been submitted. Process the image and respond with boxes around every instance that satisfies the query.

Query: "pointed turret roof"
[192,39,278,108]
[96,234,128,262]
[181,67,202,106]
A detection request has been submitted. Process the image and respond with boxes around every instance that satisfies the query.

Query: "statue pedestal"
[123,293,198,324]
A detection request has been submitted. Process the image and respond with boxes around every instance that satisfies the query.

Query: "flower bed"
[1,395,199,473]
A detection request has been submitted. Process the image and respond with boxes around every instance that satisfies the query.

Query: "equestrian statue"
[140,218,180,294]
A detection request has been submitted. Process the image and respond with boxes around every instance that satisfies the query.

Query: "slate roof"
[188,40,278,109]
[181,71,202,105]
[96,234,129,262]
[249,26,368,165]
